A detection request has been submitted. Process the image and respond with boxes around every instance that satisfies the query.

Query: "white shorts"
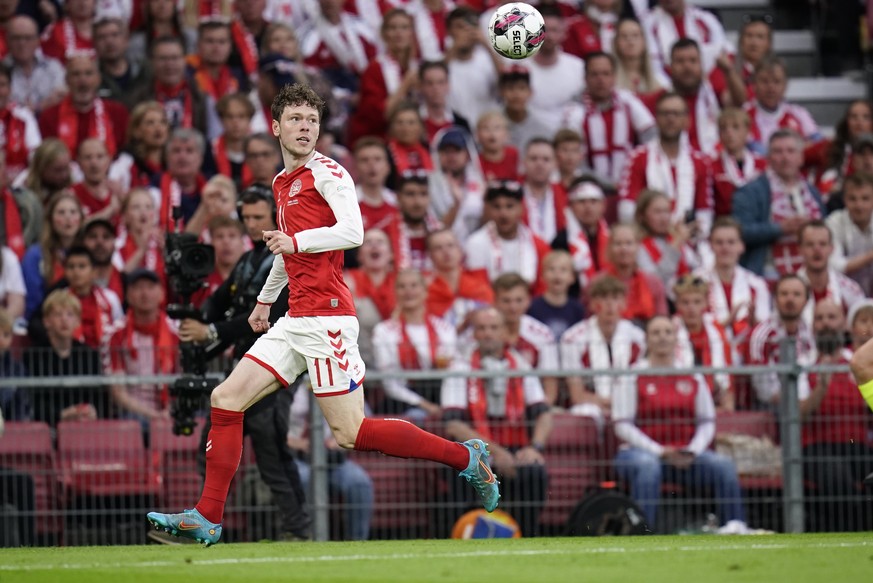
[243,315,366,397]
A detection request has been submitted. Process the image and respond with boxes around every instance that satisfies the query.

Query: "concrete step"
[695,0,770,31]
[785,77,867,128]
[726,30,817,77]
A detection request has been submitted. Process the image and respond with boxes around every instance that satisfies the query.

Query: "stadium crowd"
[1,0,873,538]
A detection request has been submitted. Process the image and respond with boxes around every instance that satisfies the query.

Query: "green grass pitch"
[1,534,871,583]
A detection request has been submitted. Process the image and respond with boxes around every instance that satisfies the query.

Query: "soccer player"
[850,308,873,486]
[146,84,499,545]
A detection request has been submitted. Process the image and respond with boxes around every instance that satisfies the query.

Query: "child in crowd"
[635,189,700,295]
[476,111,520,182]
[527,250,585,341]
[711,108,765,217]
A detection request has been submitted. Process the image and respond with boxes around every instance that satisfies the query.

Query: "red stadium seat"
[716,411,783,490]
[149,418,204,511]
[0,422,62,540]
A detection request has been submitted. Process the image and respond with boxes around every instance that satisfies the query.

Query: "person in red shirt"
[553,177,611,289]
[186,20,245,103]
[352,137,397,234]
[155,128,208,230]
[563,0,622,60]
[425,228,493,328]
[40,0,95,62]
[147,84,500,544]
[521,138,568,245]
[477,111,520,183]
[599,223,668,324]
[613,315,749,533]
[711,107,766,217]
[418,60,471,143]
[113,188,165,284]
[72,139,122,223]
[81,218,125,300]
[733,15,772,101]
[802,300,873,531]
[0,62,40,182]
[212,93,255,190]
[383,171,442,272]
[38,54,128,159]
[385,103,433,184]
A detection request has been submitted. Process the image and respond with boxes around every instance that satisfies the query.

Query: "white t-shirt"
[522,53,586,135]
[0,247,25,304]
[448,45,500,128]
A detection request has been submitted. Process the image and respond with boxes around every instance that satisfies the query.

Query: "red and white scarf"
[650,7,714,70]
[212,136,253,188]
[768,171,821,277]
[411,0,452,60]
[565,212,610,287]
[398,315,440,370]
[1,188,24,259]
[486,222,540,284]
[706,268,757,340]
[691,82,721,152]
[673,313,730,395]
[377,54,404,96]
[395,215,441,271]
[467,348,528,447]
[58,96,116,157]
[189,55,239,101]
[230,20,259,81]
[0,107,27,175]
[644,136,695,223]
[586,6,618,51]
[579,317,640,398]
[583,92,632,184]
[641,235,693,278]
[316,13,370,73]
[523,186,559,243]
[719,149,759,187]
[158,173,182,232]
[745,100,806,146]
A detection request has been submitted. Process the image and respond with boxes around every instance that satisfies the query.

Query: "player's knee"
[210,382,240,411]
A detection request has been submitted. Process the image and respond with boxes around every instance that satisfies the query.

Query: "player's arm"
[296,166,364,253]
[256,254,288,306]
[850,337,873,411]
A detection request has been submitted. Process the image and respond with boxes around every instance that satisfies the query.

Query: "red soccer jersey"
[634,372,702,447]
[480,146,520,182]
[272,154,360,317]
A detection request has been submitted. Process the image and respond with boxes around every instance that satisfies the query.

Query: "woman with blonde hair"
[112,188,165,281]
[613,18,668,96]
[110,101,170,192]
[17,139,72,205]
[21,191,84,319]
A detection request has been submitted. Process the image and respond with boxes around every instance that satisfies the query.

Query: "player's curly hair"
[271,83,325,123]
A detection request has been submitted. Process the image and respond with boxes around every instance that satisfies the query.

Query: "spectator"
[672,274,734,410]
[809,101,873,202]
[553,177,611,289]
[0,157,26,259]
[0,63,40,182]
[441,306,551,537]
[230,0,268,81]
[745,57,821,152]
[465,182,550,293]
[407,0,452,61]
[80,217,125,300]
[418,60,470,144]
[711,107,766,217]
[41,0,95,62]
[113,187,165,281]
[646,0,729,75]
[107,268,178,423]
[599,223,669,324]
[38,54,128,159]
[563,0,622,59]
[345,228,396,366]
[94,16,147,104]
[444,6,501,128]
[111,101,170,192]
[384,172,442,272]
[528,250,585,343]
[429,126,485,242]
[22,191,84,320]
[23,290,106,426]
[733,15,773,99]
[244,132,282,188]
[492,272,560,406]
[260,22,300,60]
[561,52,655,187]
[733,129,825,279]
[72,138,122,223]
[552,129,589,191]
[521,5,585,135]
[186,20,245,113]
[4,15,67,114]
[499,67,551,155]
[0,309,28,420]
[612,315,748,533]
[353,137,397,233]
[635,189,701,292]
[17,138,72,206]
[613,17,667,96]
[191,216,247,309]
[348,9,418,144]
[286,379,373,541]
[373,269,456,419]
[749,274,816,406]
[0,242,24,322]
[132,36,209,135]
[697,217,771,350]
[156,128,207,230]
[802,299,873,532]
[184,175,237,245]
[827,134,873,213]
[385,102,433,182]
[128,0,196,58]
[425,228,493,328]
[797,221,865,328]
[211,93,256,190]
[298,0,376,92]
[561,274,645,415]
[826,173,873,295]
[619,92,714,238]
[521,138,567,245]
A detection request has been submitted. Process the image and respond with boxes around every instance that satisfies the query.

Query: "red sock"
[353,418,470,471]
[195,407,244,524]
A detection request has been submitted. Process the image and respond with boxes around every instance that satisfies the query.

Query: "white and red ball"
[488,2,546,60]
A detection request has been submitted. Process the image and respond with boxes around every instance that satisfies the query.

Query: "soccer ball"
[488,3,546,60]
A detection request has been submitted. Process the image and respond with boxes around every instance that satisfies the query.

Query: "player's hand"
[248,303,272,334]
[263,230,297,255]
[178,319,209,343]
[514,446,544,466]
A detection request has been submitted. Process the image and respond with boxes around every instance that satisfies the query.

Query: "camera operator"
[176,185,311,541]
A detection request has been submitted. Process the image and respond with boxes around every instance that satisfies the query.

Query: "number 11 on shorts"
[313,358,334,388]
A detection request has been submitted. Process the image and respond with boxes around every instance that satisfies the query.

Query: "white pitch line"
[1,541,870,572]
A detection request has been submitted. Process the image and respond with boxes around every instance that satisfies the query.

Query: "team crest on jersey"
[676,380,694,395]
[290,179,303,197]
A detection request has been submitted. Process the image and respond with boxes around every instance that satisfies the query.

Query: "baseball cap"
[854,134,873,152]
[849,299,873,327]
[569,181,605,201]
[259,53,298,87]
[126,268,161,286]
[83,217,116,236]
[437,127,469,150]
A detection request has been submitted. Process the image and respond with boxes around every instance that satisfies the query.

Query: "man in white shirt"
[521,139,567,245]
[647,0,730,74]
[826,172,873,295]
[445,6,500,127]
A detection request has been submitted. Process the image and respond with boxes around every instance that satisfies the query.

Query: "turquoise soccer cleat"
[146,508,222,546]
[459,439,500,512]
